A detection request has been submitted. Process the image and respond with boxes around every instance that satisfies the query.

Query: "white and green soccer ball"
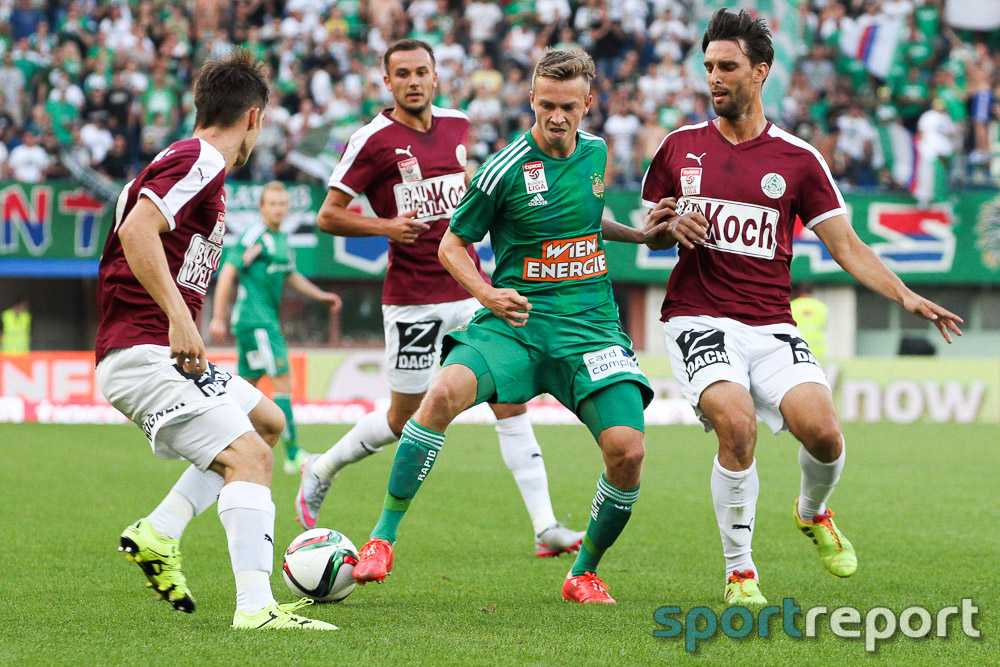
[282,528,359,602]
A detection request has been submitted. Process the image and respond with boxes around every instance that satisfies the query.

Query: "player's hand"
[643,197,680,250]
[169,317,208,374]
[902,293,964,344]
[320,291,343,312]
[387,209,430,245]
[208,317,227,343]
[242,243,263,265]
[649,210,710,250]
[484,288,532,328]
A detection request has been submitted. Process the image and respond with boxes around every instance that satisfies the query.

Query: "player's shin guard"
[711,455,759,580]
[495,413,559,535]
[147,466,224,539]
[312,408,397,480]
[273,393,298,459]
[570,474,639,576]
[218,481,276,614]
[797,439,845,521]
[370,420,443,543]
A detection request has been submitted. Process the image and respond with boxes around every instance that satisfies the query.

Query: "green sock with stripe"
[371,420,444,543]
[570,474,640,576]
[273,393,299,461]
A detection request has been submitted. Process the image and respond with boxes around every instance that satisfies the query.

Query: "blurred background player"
[351,48,654,604]
[790,282,828,366]
[296,39,585,557]
[642,9,963,606]
[210,180,342,475]
[95,48,334,630]
[1,295,31,354]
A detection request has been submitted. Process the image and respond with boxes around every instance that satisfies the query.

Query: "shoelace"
[360,540,387,560]
[727,569,756,584]
[277,598,315,614]
[581,572,610,592]
[812,510,844,550]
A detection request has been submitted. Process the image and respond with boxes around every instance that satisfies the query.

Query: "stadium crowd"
[0,0,996,200]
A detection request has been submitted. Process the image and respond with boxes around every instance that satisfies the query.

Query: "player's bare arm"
[643,197,708,250]
[813,214,964,342]
[209,262,238,342]
[286,272,342,312]
[600,217,644,244]
[316,188,429,245]
[439,229,531,328]
[118,197,207,372]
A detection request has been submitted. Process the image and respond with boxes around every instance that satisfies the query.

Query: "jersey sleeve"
[138,145,225,230]
[798,151,847,229]
[327,127,378,197]
[640,136,674,209]
[449,168,497,243]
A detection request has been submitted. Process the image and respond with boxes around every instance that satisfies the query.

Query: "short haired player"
[95,49,335,630]
[642,9,963,605]
[296,39,585,558]
[351,48,658,604]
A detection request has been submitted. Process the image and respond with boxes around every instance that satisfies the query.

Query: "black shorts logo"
[174,361,233,397]
[773,334,819,366]
[676,329,730,381]
[395,320,442,370]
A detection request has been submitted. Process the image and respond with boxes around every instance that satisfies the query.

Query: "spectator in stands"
[4,129,48,183]
[98,133,134,181]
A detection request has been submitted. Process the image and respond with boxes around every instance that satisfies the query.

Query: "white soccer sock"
[147,466,224,540]
[797,439,845,522]
[217,481,276,614]
[312,408,397,481]
[495,413,558,535]
[711,455,760,581]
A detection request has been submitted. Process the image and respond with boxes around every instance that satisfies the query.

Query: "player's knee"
[600,428,645,473]
[795,418,842,458]
[257,407,284,447]
[714,412,756,450]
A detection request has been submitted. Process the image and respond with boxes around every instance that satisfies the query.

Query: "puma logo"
[264,534,274,545]
[395,145,414,158]
[686,152,707,166]
[731,518,754,533]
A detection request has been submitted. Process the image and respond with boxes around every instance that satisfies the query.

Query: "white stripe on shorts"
[253,328,277,376]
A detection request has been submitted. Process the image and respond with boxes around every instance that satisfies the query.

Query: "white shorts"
[663,315,830,434]
[382,297,482,394]
[96,344,263,470]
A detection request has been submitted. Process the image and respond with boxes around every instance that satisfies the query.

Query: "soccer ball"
[282,528,359,602]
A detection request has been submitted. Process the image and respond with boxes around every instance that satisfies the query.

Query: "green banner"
[4,181,1000,285]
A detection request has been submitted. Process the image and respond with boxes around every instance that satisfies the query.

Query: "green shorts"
[234,326,290,380]
[441,310,653,413]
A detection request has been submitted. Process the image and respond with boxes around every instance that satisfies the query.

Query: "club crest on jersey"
[680,167,702,196]
[591,172,605,198]
[397,156,422,183]
[209,211,226,245]
[455,143,467,167]
[761,172,786,199]
[522,161,548,193]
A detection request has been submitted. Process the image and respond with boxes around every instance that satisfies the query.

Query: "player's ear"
[584,93,593,114]
[755,62,769,86]
[247,107,261,131]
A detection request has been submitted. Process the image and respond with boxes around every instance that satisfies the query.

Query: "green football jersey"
[226,223,295,331]
[450,130,618,321]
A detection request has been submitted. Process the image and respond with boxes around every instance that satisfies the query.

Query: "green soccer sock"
[370,420,444,543]
[571,474,640,577]
[273,393,298,460]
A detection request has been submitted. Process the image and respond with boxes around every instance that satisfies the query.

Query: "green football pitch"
[1,422,995,665]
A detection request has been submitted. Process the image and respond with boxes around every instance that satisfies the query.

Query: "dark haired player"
[96,49,335,630]
[296,39,585,558]
[642,9,962,605]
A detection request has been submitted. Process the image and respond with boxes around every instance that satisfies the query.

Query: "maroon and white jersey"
[641,120,845,326]
[96,138,227,362]
[328,106,484,306]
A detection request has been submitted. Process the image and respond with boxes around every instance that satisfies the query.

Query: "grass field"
[1,422,995,665]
